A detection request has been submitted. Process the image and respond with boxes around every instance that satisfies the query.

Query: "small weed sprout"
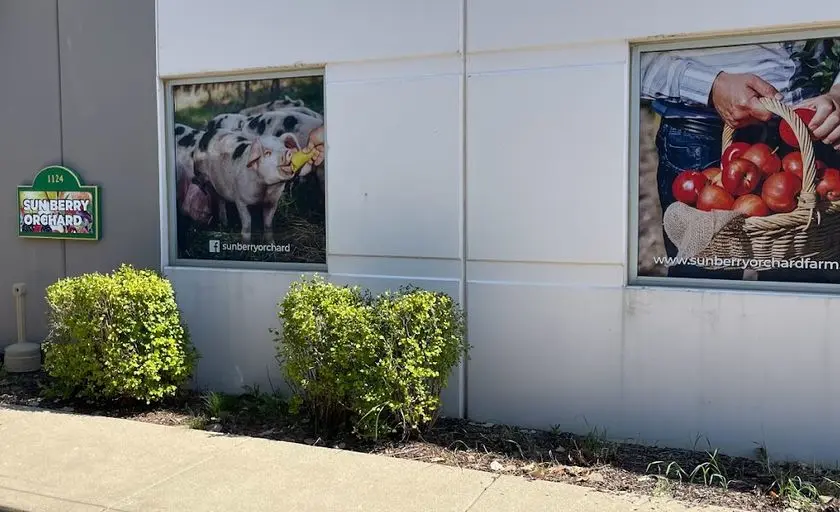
[647,461,689,483]
[202,391,234,421]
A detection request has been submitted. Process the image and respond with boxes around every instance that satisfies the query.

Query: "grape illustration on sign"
[18,166,101,240]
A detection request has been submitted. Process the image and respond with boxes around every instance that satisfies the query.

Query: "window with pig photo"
[633,36,840,286]
[171,73,325,265]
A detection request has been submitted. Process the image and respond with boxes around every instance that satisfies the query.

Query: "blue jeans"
[655,117,745,280]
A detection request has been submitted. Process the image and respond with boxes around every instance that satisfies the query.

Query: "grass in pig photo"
[172,75,326,265]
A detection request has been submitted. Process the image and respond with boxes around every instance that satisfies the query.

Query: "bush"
[43,264,198,403]
[274,275,467,439]
[275,277,376,429]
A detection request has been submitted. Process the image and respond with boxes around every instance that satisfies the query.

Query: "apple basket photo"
[662,97,840,271]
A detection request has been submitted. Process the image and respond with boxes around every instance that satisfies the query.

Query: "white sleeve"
[640,52,722,106]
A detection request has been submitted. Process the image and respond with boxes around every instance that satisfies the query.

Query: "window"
[165,70,326,269]
[628,29,840,291]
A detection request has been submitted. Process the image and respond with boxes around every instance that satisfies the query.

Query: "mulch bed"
[2,370,838,512]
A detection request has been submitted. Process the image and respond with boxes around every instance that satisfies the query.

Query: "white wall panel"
[157,0,462,76]
[326,58,463,259]
[329,255,462,280]
[466,280,840,462]
[467,261,624,287]
[622,287,840,461]
[467,49,626,264]
[466,42,626,73]
[466,282,624,433]
[165,267,298,394]
[467,0,840,53]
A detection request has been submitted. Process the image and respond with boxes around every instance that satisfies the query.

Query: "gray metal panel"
[0,0,64,345]
[58,0,160,276]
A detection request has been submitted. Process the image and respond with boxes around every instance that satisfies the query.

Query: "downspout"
[458,0,469,420]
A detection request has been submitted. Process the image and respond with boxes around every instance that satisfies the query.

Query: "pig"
[174,126,213,225]
[240,110,324,177]
[192,128,306,242]
[175,123,200,144]
[239,101,276,116]
[175,124,200,153]
[247,110,326,195]
[206,113,248,132]
[278,104,323,121]
[176,160,212,225]
[239,95,305,116]
[240,97,323,120]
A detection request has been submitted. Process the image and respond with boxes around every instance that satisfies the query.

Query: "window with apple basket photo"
[639,38,840,283]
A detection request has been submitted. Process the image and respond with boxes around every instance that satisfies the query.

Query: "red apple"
[696,184,735,212]
[816,168,840,201]
[703,167,722,183]
[782,151,827,179]
[782,151,804,179]
[722,158,762,197]
[732,194,770,217]
[817,160,828,178]
[722,142,751,168]
[779,108,817,148]
[742,143,781,176]
[765,153,782,175]
[672,170,709,206]
[761,172,802,213]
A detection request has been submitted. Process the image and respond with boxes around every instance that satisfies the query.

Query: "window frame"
[627,26,840,295]
[163,68,328,272]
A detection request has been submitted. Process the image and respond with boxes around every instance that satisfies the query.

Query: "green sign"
[18,166,101,240]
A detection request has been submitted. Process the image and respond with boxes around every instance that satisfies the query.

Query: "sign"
[18,166,101,240]
[171,74,325,265]
[634,36,840,285]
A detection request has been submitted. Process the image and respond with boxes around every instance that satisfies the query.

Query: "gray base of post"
[4,342,41,373]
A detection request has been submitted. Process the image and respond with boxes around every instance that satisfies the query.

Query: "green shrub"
[43,264,198,404]
[274,277,376,429]
[274,275,468,439]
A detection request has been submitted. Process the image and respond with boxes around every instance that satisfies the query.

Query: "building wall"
[0,1,64,345]
[157,0,840,462]
[0,0,159,347]
[58,0,161,276]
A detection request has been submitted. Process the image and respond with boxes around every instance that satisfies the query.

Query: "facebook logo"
[209,240,220,253]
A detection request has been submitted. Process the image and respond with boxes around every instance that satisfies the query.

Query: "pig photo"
[172,75,325,264]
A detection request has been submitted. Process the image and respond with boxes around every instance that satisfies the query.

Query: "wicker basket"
[677,97,840,270]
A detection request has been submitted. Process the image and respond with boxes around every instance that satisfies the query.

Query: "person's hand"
[312,144,325,166]
[798,85,840,150]
[710,72,783,129]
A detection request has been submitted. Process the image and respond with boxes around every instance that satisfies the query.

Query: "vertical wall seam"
[55,0,67,278]
[459,0,469,420]
[155,0,168,272]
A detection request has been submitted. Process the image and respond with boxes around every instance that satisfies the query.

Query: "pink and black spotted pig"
[192,128,303,243]
[174,123,213,225]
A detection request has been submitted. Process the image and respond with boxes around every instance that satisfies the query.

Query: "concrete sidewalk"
[0,406,743,512]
